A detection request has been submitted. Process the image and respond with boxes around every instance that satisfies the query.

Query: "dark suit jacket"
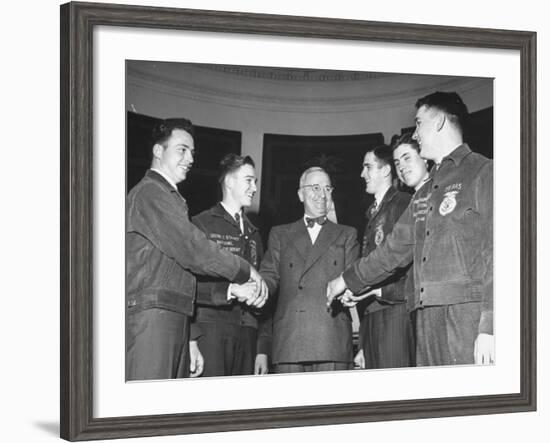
[260,219,359,364]
[358,186,412,316]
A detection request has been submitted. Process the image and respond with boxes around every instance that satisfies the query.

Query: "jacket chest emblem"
[374,224,385,246]
[439,190,459,216]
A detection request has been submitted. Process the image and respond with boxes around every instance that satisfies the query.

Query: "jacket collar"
[367,185,399,215]
[286,218,342,265]
[210,202,259,233]
[442,143,472,167]
[146,169,180,195]
[380,186,399,206]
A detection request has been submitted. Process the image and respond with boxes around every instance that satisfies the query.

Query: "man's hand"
[189,340,204,377]
[229,281,258,303]
[254,354,269,375]
[474,333,494,365]
[339,288,377,308]
[326,274,347,307]
[354,349,365,369]
[248,267,268,308]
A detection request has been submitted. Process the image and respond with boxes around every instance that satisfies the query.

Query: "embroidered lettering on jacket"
[439,191,459,216]
[444,183,463,193]
[412,193,432,222]
[210,233,240,242]
[209,233,242,254]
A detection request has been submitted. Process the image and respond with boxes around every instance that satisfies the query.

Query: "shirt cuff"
[478,310,493,335]
[342,265,366,294]
[256,336,272,357]
[227,284,236,301]
[190,322,202,341]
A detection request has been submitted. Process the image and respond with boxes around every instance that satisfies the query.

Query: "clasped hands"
[229,267,268,308]
[326,274,373,308]
[326,275,495,365]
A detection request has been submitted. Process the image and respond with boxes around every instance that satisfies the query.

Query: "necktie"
[370,200,378,216]
[305,216,327,228]
[234,213,242,233]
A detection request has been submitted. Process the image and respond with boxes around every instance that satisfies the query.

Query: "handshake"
[228,267,269,308]
[326,274,378,308]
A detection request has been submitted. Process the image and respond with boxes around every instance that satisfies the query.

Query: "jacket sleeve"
[189,322,202,341]
[259,227,281,296]
[342,204,414,294]
[476,161,493,335]
[379,192,412,299]
[344,227,360,268]
[255,238,272,357]
[194,280,233,306]
[128,185,250,284]
[256,312,273,357]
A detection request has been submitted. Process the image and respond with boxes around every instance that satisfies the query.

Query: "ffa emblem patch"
[374,225,384,246]
[439,191,459,216]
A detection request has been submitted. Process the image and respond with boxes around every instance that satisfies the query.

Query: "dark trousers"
[126,308,190,380]
[361,303,415,369]
[415,302,482,366]
[196,322,257,377]
[274,361,352,373]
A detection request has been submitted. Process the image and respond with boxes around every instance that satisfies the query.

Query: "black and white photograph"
[125,60,494,380]
[52,1,540,441]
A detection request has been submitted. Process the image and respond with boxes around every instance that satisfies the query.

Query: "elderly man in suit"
[260,166,359,373]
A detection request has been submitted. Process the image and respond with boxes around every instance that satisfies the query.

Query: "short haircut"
[299,166,330,188]
[151,118,194,148]
[415,91,469,131]
[365,144,396,178]
[218,153,255,185]
[391,132,420,154]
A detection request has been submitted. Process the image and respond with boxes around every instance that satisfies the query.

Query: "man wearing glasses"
[260,167,359,373]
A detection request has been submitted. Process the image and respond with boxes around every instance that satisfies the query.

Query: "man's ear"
[297,188,304,203]
[224,173,234,191]
[152,143,164,160]
[436,112,446,132]
[382,163,392,178]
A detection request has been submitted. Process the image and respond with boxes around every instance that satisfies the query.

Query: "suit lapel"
[302,221,342,276]
[286,219,311,262]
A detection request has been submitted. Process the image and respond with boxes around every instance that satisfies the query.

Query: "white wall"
[1,1,546,443]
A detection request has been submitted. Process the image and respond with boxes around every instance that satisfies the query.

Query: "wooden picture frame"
[60,1,536,440]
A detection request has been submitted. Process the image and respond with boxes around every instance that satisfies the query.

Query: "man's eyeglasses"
[301,184,334,194]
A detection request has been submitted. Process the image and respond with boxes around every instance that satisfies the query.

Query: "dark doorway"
[465,107,493,159]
